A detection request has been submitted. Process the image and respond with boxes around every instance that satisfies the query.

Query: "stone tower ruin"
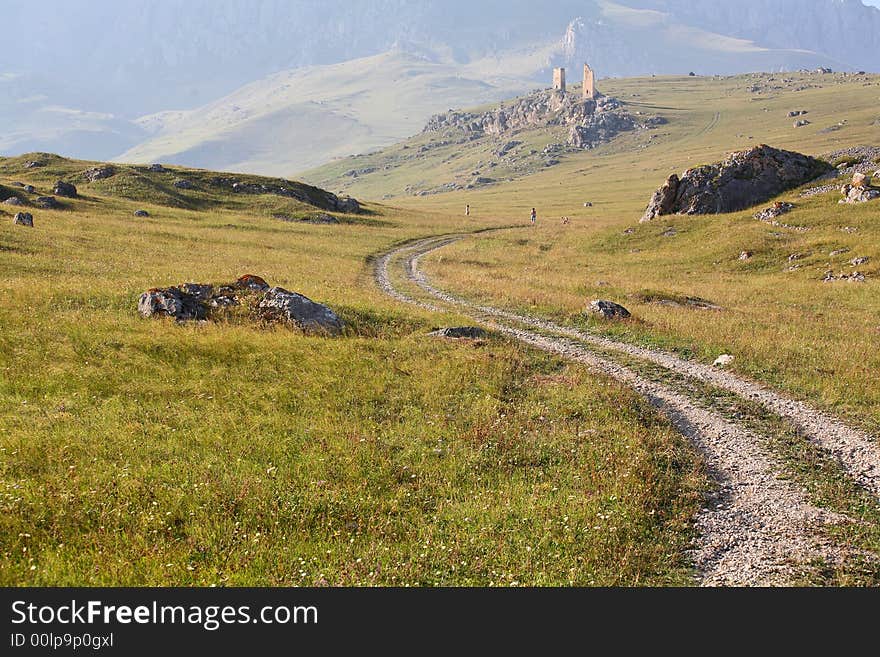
[553,67,566,92]
[583,63,597,100]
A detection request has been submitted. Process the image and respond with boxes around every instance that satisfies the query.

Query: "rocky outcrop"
[138,275,344,334]
[641,174,681,222]
[640,145,831,222]
[53,181,78,198]
[3,197,24,206]
[424,91,661,151]
[13,212,34,227]
[82,166,116,182]
[257,287,344,335]
[134,209,150,217]
[207,176,360,214]
[840,172,880,204]
[588,300,631,319]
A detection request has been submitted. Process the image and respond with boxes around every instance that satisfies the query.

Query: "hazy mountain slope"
[116,49,543,175]
[114,2,851,176]
[3,0,879,169]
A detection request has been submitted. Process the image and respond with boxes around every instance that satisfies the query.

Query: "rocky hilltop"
[641,145,831,222]
[425,90,663,151]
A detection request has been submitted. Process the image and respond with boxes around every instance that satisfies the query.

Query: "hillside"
[114,49,539,177]
[304,69,880,198]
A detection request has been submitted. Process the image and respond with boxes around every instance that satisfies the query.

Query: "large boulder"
[640,145,831,222]
[257,287,344,335]
[3,197,24,206]
[53,181,78,198]
[13,212,33,227]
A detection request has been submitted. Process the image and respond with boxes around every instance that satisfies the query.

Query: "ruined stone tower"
[553,67,566,92]
[583,63,596,100]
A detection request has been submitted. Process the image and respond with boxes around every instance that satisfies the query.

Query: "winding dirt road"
[375,233,880,586]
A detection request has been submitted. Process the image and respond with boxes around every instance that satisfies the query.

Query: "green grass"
[0,154,703,586]
[3,68,879,586]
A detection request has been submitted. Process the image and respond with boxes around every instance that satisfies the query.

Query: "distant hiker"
[530,208,537,225]
[466,204,470,216]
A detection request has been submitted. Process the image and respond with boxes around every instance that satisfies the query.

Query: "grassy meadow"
[2,69,879,586]
[0,155,702,585]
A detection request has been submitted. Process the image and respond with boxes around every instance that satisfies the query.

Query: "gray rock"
[640,145,830,222]
[138,287,208,321]
[429,327,488,339]
[588,300,631,319]
[82,166,116,182]
[179,283,214,300]
[257,287,344,335]
[754,202,794,221]
[148,164,166,173]
[24,161,42,169]
[13,212,33,227]
[133,209,150,217]
[823,270,866,283]
[839,184,880,204]
[713,354,735,367]
[173,179,196,190]
[850,256,870,267]
[3,197,24,206]
[640,174,680,223]
[23,185,35,194]
[53,181,77,198]
[35,196,62,209]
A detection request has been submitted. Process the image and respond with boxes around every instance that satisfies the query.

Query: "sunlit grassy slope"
[342,71,880,432]
[0,153,702,585]
[2,69,878,586]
